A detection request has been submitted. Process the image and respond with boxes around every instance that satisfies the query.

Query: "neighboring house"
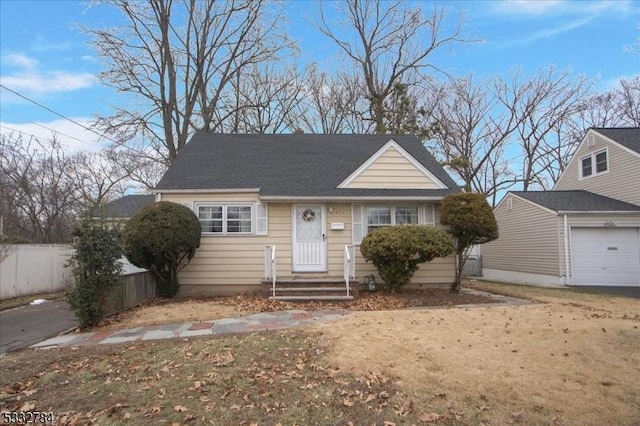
[482,128,640,287]
[93,194,156,222]
[154,133,460,298]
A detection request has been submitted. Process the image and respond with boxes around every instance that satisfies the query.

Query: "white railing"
[264,245,277,297]
[344,245,356,297]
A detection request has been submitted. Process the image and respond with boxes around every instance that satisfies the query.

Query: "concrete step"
[269,295,355,302]
[275,287,347,292]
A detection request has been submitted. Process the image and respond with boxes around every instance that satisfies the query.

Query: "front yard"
[1,282,639,425]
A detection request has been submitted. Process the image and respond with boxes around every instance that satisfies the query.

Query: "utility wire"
[0,84,155,158]
[0,83,120,145]
[0,108,92,146]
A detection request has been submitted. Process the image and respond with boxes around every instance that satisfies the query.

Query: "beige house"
[154,134,461,299]
[482,128,640,287]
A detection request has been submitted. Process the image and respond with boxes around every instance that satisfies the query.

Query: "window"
[198,204,253,235]
[367,206,418,233]
[580,149,608,179]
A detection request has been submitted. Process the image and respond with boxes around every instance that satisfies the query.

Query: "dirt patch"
[95,288,500,331]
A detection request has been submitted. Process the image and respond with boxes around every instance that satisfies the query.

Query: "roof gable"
[155,134,459,198]
[338,139,447,190]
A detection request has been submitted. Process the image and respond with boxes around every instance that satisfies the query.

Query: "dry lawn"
[1,282,638,425]
[313,281,640,425]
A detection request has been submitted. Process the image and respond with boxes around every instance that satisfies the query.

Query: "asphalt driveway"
[577,286,640,299]
[0,299,77,354]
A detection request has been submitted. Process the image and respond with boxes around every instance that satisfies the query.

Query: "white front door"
[292,204,327,272]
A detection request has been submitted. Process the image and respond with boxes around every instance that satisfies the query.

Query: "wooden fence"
[106,271,157,315]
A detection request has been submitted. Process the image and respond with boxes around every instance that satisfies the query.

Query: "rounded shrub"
[360,225,454,292]
[124,201,201,297]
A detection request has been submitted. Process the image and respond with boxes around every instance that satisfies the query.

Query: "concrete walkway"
[30,289,533,351]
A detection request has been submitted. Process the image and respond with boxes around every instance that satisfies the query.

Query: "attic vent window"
[580,149,608,179]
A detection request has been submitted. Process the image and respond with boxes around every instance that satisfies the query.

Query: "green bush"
[440,192,499,292]
[66,217,123,328]
[123,201,201,298]
[360,225,454,292]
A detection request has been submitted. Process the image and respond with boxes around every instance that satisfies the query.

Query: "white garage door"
[572,227,640,286]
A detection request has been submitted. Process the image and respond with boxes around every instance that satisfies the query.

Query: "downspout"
[563,214,570,286]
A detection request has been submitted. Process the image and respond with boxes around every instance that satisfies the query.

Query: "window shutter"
[352,203,364,244]
[256,202,268,235]
[422,203,435,225]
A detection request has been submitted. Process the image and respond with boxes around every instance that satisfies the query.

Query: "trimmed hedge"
[360,225,454,292]
[124,201,201,298]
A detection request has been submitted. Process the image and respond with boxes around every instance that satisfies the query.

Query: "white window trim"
[579,148,609,180]
[195,202,256,236]
[365,204,433,233]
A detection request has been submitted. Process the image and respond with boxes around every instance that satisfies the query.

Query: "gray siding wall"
[483,194,561,276]
[555,132,640,206]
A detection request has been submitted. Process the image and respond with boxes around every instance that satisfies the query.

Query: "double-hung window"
[198,204,253,235]
[580,149,608,179]
[366,206,419,233]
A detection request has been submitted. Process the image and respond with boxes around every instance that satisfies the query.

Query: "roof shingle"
[155,133,460,198]
[511,190,640,212]
[593,127,640,154]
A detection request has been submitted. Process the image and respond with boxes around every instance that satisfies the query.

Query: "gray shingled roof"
[593,127,640,154]
[93,194,155,218]
[512,190,640,212]
[155,133,460,198]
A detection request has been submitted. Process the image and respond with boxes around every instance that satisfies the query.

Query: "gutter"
[563,214,571,286]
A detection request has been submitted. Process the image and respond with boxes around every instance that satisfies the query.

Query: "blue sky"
[0,0,638,153]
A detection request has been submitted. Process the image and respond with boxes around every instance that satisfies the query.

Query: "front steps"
[262,277,359,301]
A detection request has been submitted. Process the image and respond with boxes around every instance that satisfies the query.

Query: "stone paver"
[29,289,532,350]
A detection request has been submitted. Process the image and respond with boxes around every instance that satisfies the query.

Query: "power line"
[0,84,155,158]
[0,109,93,146]
[0,83,120,145]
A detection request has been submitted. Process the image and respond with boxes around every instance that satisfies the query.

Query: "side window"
[595,151,608,173]
[580,149,608,179]
[581,156,592,178]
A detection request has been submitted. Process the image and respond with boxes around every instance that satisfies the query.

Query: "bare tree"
[87,0,293,165]
[509,68,590,190]
[428,75,523,204]
[0,134,79,243]
[317,0,467,134]
[223,64,307,134]
[292,67,370,134]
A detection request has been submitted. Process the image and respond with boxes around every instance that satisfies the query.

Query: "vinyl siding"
[555,132,640,206]
[160,194,454,295]
[483,194,561,276]
[346,147,440,189]
[161,193,291,295]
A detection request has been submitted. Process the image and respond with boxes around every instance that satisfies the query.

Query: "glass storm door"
[293,205,327,272]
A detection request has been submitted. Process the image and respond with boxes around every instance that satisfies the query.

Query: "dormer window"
[580,149,608,179]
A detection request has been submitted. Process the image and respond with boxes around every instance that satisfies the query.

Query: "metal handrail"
[343,245,351,297]
[271,245,277,297]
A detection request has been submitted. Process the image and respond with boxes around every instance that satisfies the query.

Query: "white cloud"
[492,0,636,48]
[0,53,95,96]
[493,0,633,17]
[0,119,106,153]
